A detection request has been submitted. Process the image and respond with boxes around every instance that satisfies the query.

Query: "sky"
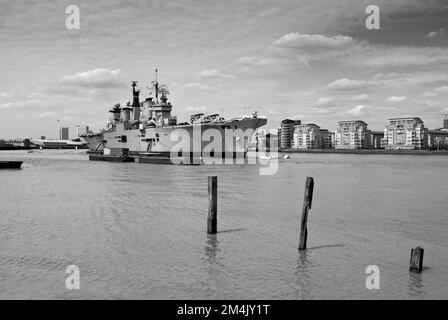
[1,0,448,138]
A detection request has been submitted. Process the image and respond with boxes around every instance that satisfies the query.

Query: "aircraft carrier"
[81,71,267,160]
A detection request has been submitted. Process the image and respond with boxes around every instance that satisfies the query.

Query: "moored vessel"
[81,70,267,160]
[29,138,88,149]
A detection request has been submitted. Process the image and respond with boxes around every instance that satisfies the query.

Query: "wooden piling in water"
[207,176,218,234]
[410,246,424,273]
[299,177,314,251]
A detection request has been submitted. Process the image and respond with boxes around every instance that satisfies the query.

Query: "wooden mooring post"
[410,246,424,273]
[207,176,218,234]
[299,177,314,251]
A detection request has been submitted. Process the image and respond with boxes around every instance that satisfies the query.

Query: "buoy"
[283,154,290,159]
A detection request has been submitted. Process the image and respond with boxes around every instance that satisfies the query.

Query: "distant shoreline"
[0,146,32,151]
[0,146,87,151]
[3,146,448,156]
[279,148,448,156]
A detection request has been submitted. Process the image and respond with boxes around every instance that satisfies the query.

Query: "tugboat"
[81,70,267,161]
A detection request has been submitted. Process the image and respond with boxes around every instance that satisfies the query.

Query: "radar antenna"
[130,81,138,93]
[151,69,159,103]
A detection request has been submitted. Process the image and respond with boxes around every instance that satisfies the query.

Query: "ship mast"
[131,81,138,93]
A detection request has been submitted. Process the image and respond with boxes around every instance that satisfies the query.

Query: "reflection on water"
[217,228,246,234]
[204,235,220,263]
[294,251,313,299]
[407,272,426,299]
[306,244,346,251]
[202,235,222,296]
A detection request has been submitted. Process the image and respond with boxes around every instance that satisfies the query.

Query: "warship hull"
[81,133,104,151]
[84,117,266,157]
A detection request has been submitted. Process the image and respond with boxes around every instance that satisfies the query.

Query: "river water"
[0,150,447,299]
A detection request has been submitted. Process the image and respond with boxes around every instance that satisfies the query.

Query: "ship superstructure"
[82,70,267,159]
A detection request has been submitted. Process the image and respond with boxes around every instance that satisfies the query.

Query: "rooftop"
[388,117,423,122]
[338,120,368,125]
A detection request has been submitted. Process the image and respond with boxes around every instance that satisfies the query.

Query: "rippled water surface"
[1,150,447,299]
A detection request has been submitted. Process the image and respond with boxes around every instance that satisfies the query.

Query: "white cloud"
[0,99,47,110]
[235,56,269,67]
[311,94,370,114]
[372,73,398,80]
[197,69,235,80]
[370,72,448,91]
[266,32,448,67]
[292,113,305,119]
[185,106,208,112]
[385,96,406,102]
[327,78,368,91]
[182,82,215,91]
[314,96,334,107]
[0,102,12,109]
[349,45,448,67]
[37,112,57,119]
[434,86,448,93]
[28,92,45,99]
[422,91,438,98]
[0,92,13,98]
[347,105,367,116]
[350,94,369,102]
[425,28,445,39]
[62,68,126,88]
[274,33,354,49]
[419,85,448,98]
[313,108,332,114]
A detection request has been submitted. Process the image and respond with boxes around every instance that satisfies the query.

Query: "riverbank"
[280,148,448,156]
[0,145,32,150]
[0,145,88,150]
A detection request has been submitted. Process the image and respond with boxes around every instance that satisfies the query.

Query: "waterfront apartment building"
[370,131,385,149]
[382,117,427,150]
[329,132,335,149]
[259,133,279,151]
[280,119,301,149]
[59,127,69,140]
[427,117,448,150]
[250,130,279,151]
[334,120,372,149]
[292,124,330,149]
[427,130,448,150]
[320,129,332,149]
